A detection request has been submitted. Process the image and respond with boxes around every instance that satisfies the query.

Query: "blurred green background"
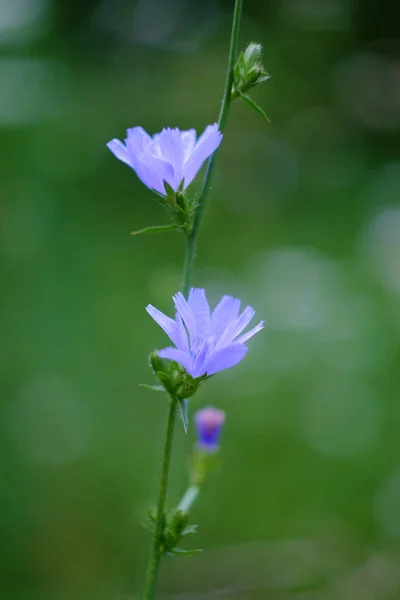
[1,0,400,598]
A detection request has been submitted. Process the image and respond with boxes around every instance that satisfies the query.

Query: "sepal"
[161,508,201,557]
[178,398,189,433]
[149,352,207,402]
[161,182,196,235]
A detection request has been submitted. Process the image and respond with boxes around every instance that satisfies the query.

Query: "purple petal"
[158,347,194,376]
[134,158,164,192]
[123,128,175,193]
[175,315,189,352]
[192,340,210,378]
[210,295,241,338]
[204,344,248,376]
[107,139,132,166]
[180,129,197,162]
[127,126,152,146]
[188,288,211,332]
[146,304,183,348]
[126,138,175,194]
[236,320,265,344]
[217,305,256,348]
[152,128,184,189]
[173,292,197,341]
[182,124,223,188]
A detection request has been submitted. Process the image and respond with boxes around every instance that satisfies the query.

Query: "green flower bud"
[233,42,270,97]
[243,42,263,69]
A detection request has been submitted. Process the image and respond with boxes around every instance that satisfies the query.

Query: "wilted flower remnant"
[146,288,264,379]
[195,407,226,453]
[107,125,222,196]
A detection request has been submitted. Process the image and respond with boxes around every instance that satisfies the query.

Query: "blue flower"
[107,125,222,195]
[194,407,226,452]
[146,288,264,378]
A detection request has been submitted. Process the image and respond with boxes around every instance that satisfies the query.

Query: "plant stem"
[182,0,244,296]
[142,397,177,600]
[143,2,244,597]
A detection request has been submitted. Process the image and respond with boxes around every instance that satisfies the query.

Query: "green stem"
[182,0,244,295]
[143,1,244,597]
[142,397,177,600]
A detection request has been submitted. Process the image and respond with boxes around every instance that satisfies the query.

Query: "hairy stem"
[182,0,243,296]
[142,397,177,600]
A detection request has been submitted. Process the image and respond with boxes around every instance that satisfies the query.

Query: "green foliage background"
[1,0,400,597]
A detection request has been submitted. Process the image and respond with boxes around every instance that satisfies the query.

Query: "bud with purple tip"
[194,407,226,453]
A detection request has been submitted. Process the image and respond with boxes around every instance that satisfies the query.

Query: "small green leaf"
[168,547,203,556]
[139,383,166,392]
[147,508,156,522]
[178,398,189,433]
[131,224,178,236]
[237,90,270,122]
[181,524,198,536]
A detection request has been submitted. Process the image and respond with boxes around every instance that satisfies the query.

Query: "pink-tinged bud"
[194,407,226,452]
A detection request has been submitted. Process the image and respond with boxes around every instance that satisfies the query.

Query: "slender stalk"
[143,2,244,597]
[142,397,177,600]
[177,485,200,513]
[182,0,244,295]
[181,233,197,298]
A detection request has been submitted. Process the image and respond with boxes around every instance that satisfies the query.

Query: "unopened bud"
[233,42,270,96]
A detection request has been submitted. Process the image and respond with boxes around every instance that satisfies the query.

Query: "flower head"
[107,125,222,196]
[194,407,225,453]
[146,288,264,378]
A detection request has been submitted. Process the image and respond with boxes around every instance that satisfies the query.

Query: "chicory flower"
[107,125,222,195]
[146,288,264,378]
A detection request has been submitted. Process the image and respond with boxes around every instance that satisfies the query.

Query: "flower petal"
[127,143,174,194]
[175,315,189,352]
[188,288,211,332]
[127,126,152,146]
[192,339,210,378]
[182,124,223,188]
[173,292,197,342]
[124,128,175,193]
[180,129,197,162]
[152,128,184,189]
[146,304,183,348]
[217,305,256,348]
[107,139,132,166]
[204,344,248,376]
[210,295,241,338]
[236,320,265,344]
[158,347,194,377]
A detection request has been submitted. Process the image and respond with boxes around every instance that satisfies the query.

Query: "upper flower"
[146,288,264,378]
[107,125,223,196]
